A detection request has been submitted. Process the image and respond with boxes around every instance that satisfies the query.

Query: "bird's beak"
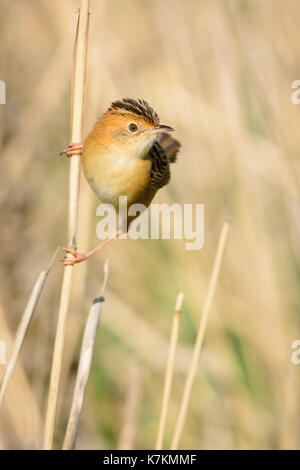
[152,124,174,133]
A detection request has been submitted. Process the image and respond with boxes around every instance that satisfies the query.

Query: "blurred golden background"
[1,0,300,450]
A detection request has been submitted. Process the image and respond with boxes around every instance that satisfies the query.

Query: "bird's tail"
[157,132,181,163]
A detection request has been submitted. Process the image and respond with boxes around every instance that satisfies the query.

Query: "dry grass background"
[0,0,300,450]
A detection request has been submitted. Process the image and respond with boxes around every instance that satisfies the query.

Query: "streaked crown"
[106,98,160,127]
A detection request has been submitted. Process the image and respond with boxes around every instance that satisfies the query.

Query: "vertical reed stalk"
[43,0,90,450]
[63,260,109,450]
[118,363,141,450]
[155,292,184,450]
[0,248,59,407]
[171,220,231,450]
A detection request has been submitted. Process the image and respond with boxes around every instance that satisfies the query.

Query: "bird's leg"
[60,142,83,157]
[61,231,122,266]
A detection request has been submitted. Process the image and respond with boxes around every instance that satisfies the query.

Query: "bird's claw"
[61,246,87,265]
[60,142,83,157]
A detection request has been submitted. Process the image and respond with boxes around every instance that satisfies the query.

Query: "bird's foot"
[61,246,87,265]
[60,142,83,157]
[61,231,122,266]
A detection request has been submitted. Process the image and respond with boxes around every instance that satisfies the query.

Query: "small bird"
[61,98,180,265]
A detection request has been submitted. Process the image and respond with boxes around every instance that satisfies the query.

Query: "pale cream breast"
[82,139,153,209]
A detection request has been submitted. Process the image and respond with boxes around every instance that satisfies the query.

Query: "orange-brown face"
[90,99,174,160]
[106,112,158,144]
[94,111,174,157]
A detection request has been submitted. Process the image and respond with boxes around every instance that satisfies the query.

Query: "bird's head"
[95,98,174,159]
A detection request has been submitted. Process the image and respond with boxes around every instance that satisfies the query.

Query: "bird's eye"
[128,122,139,133]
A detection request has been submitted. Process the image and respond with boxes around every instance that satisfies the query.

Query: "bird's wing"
[157,132,181,163]
[147,141,171,190]
[147,133,180,190]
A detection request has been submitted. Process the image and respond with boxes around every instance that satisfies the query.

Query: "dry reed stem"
[0,248,59,408]
[118,364,141,450]
[43,0,90,450]
[61,179,94,396]
[171,220,231,450]
[155,292,184,450]
[63,260,109,450]
[0,300,42,447]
